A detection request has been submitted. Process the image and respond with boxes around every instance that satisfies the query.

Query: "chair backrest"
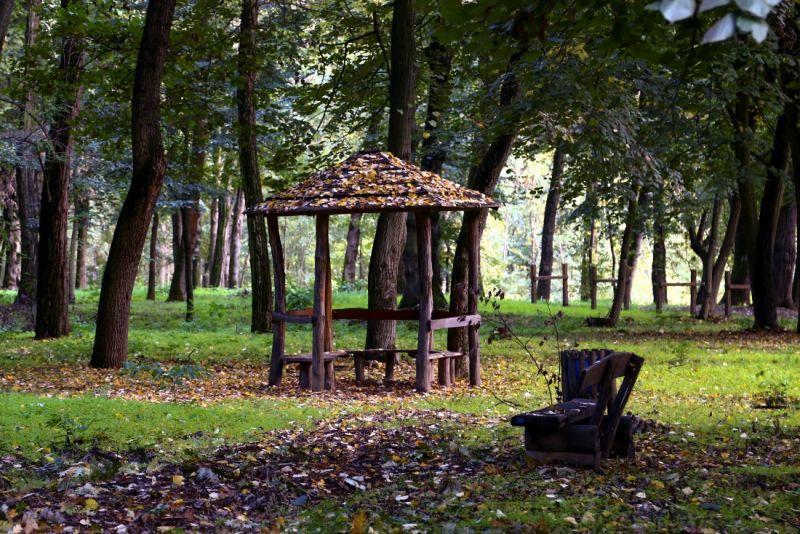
[560,349,614,401]
[578,352,644,456]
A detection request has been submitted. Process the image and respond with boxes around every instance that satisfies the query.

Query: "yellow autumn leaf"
[172,475,185,486]
[84,498,99,511]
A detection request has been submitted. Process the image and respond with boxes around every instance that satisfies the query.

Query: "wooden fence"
[529,263,569,306]
[588,265,633,310]
[654,269,699,314]
[724,270,751,317]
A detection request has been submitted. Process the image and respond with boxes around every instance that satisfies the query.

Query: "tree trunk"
[68,206,78,303]
[167,210,185,301]
[15,0,41,305]
[205,197,217,286]
[74,193,88,289]
[35,0,83,339]
[400,37,452,309]
[227,188,244,289]
[580,197,596,301]
[789,113,800,331]
[601,186,642,327]
[623,229,643,309]
[745,104,794,329]
[365,0,415,351]
[0,0,15,56]
[210,192,229,286]
[536,144,565,300]
[2,173,19,289]
[147,211,158,300]
[91,0,177,368]
[773,200,796,308]
[181,203,199,320]
[236,0,272,333]
[447,47,524,359]
[651,221,666,305]
[342,213,361,285]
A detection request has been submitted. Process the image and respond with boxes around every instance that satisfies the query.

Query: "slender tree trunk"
[228,188,244,289]
[2,173,19,289]
[0,0,15,56]
[773,199,796,308]
[651,221,666,305]
[210,192,229,287]
[68,206,78,303]
[35,0,83,339]
[365,0,415,351]
[536,144,565,300]
[147,211,158,300]
[342,213,361,285]
[710,195,741,305]
[623,230,643,309]
[600,186,642,327]
[580,197,596,301]
[746,104,794,328]
[181,203,199,320]
[400,37,452,309]
[448,46,525,359]
[205,197,217,286]
[167,210,185,301]
[15,0,41,305]
[236,0,272,332]
[74,193,88,288]
[91,0,177,368]
[789,114,800,331]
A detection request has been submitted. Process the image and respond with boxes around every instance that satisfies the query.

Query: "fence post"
[529,264,537,303]
[689,269,697,316]
[724,270,732,318]
[589,265,597,309]
[561,263,569,307]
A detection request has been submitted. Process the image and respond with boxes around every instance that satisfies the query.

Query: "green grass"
[1,287,798,531]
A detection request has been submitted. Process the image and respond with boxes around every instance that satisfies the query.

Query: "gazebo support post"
[267,215,285,386]
[466,211,482,386]
[415,211,433,392]
[312,214,330,391]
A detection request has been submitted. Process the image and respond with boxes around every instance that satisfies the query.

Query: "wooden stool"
[283,351,344,391]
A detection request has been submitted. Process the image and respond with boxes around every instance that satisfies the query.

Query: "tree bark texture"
[35,0,83,339]
[74,193,88,289]
[15,0,41,305]
[167,210,185,301]
[447,47,524,360]
[365,0,415,350]
[400,37,452,309]
[0,0,15,56]
[91,0,177,368]
[342,213,361,285]
[237,0,272,332]
[536,144,565,300]
[147,211,159,300]
[773,200,796,308]
[228,188,244,289]
[210,192,229,287]
[602,186,642,327]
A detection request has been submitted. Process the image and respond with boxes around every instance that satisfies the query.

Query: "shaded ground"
[3,410,799,532]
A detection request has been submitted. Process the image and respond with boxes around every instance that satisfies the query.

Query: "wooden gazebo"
[246,151,499,393]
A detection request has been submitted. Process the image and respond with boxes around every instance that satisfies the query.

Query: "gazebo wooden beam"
[415,210,433,392]
[267,215,286,387]
[466,211,482,386]
[311,214,330,391]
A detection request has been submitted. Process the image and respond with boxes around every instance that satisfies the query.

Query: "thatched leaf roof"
[246,151,500,216]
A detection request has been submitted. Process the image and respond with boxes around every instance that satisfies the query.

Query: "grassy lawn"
[1,288,798,531]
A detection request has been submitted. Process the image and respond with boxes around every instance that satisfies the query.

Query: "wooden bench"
[283,350,346,391]
[511,351,644,469]
[346,349,462,386]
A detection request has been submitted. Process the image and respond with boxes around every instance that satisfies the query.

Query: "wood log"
[428,313,481,331]
[415,211,433,392]
[311,215,329,391]
[267,215,285,386]
[466,211,481,386]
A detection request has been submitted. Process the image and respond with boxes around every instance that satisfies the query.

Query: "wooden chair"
[510,352,644,469]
